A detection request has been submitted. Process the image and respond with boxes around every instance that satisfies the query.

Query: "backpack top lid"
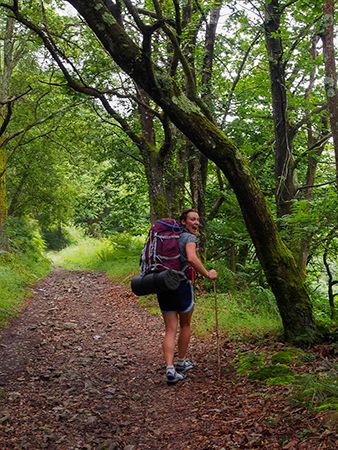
[153,218,183,232]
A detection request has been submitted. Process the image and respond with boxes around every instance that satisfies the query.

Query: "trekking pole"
[213,280,221,381]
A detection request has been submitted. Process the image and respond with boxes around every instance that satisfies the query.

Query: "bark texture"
[0,146,7,250]
[0,16,15,250]
[136,88,185,221]
[264,0,296,217]
[321,0,338,189]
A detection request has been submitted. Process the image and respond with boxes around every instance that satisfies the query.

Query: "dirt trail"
[0,270,335,449]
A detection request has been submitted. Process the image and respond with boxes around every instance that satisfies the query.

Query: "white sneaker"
[175,360,195,373]
[166,369,186,385]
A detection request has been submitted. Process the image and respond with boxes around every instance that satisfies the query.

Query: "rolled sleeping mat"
[131,270,181,296]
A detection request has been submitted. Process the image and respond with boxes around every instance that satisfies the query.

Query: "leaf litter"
[0,269,336,449]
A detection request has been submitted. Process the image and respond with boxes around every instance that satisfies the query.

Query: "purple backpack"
[140,219,184,276]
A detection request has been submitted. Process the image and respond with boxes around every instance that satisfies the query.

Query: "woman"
[157,209,218,385]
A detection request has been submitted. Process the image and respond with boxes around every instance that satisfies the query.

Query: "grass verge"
[193,289,282,338]
[48,233,144,281]
[0,252,51,326]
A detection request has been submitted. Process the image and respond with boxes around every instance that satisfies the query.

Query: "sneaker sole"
[166,374,186,385]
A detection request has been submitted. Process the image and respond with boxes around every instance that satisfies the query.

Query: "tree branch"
[152,0,197,101]
[136,8,176,27]
[98,95,144,148]
[221,31,261,125]
[297,179,336,191]
[0,86,32,105]
[1,101,81,150]
[0,103,12,137]
[0,86,33,137]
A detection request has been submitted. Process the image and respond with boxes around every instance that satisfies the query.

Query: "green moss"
[266,374,295,386]
[271,348,303,365]
[322,13,334,28]
[315,400,338,412]
[236,353,265,376]
[94,3,104,11]
[290,374,338,411]
[172,93,201,114]
[324,76,336,98]
[102,12,115,26]
[154,71,175,96]
[153,194,169,218]
[249,363,293,381]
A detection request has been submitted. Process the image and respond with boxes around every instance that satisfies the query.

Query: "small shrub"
[42,226,80,250]
[205,262,237,292]
[6,216,45,256]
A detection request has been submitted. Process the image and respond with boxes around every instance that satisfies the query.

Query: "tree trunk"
[323,250,337,320]
[264,0,296,217]
[141,151,168,222]
[187,141,208,253]
[136,87,184,221]
[163,142,186,219]
[181,1,208,250]
[297,36,322,274]
[321,0,338,190]
[187,3,222,255]
[298,116,328,273]
[67,0,318,343]
[0,146,7,250]
[0,16,14,250]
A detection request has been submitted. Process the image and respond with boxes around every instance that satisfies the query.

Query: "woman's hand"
[186,243,218,280]
[207,269,217,280]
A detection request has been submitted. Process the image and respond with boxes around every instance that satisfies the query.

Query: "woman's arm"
[185,242,217,280]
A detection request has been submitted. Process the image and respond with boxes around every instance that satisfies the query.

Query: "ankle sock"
[166,365,175,374]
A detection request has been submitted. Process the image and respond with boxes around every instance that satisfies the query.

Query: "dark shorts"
[157,280,194,313]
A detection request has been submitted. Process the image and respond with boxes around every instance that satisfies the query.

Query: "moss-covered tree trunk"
[0,16,14,251]
[0,146,7,250]
[321,0,338,190]
[136,88,185,221]
[65,0,318,343]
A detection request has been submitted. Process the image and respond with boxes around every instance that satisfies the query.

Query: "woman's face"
[182,211,200,235]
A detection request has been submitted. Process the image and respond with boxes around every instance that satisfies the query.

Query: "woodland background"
[0,1,337,351]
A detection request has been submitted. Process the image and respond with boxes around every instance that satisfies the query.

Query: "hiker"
[157,209,218,385]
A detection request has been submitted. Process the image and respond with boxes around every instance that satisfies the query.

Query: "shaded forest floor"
[0,270,336,449]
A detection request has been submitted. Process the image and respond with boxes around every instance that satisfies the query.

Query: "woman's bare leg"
[177,310,193,359]
[161,311,178,366]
